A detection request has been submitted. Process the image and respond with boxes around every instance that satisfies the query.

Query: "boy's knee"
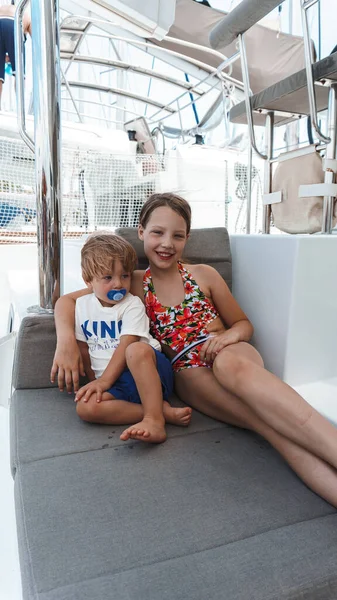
[76,397,100,422]
[125,342,153,364]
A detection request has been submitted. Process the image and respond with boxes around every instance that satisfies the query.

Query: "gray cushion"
[10,387,223,472]
[21,517,337,600]
[12,313,58,390]
[14,424,337,600]
[116,226,232,289]
[230,53,337,126]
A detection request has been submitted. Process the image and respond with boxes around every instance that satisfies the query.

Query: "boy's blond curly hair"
[81,233,137,282]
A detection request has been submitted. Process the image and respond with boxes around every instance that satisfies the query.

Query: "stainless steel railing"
[15,0,62,310]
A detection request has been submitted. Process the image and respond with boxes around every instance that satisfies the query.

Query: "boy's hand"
[75,378,110,403]
[50,340,85,393]
[200,330,240,363]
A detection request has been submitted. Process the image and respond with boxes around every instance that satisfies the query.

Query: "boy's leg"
[120,343,167,443]
[76,392,192,432]
[76,392,143,425]
[120,344,192,442]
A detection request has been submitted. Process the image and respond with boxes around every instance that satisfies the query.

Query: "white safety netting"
[0,135,263,243]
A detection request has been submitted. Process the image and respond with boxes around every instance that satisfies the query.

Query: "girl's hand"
[50,340,85,393]
[200,329,241,363]
[75,378,110,403]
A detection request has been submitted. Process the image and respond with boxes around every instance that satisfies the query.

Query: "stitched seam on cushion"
[37,512,337,596]
[14,423,228,465]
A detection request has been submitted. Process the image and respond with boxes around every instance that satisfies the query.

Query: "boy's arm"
[50,289,90,393]
[77,341,95,382]
[75,335,140,403]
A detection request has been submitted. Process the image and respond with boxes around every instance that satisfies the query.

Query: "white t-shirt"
[75,293,161,378]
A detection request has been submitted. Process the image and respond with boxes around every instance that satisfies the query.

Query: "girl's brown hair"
[139,192,191,235]
[81,233,137,282]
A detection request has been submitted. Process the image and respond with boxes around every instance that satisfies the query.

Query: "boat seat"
[10,227,337,600]
[229,52,337,126]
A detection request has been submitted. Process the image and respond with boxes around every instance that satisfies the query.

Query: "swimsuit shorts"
[107,349,173,404]
[0,17,25,81]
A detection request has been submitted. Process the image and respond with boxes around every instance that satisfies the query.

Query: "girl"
[51,192,337,507]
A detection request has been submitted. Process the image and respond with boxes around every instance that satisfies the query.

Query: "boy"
[74,233,191,443]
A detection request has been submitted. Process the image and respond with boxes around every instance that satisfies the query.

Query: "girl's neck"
[149,260,180,280]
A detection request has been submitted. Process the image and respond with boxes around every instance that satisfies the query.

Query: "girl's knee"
[213,351,248,385]
[125,342,154,365]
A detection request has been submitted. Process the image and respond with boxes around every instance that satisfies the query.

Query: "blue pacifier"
[107,288,127,302]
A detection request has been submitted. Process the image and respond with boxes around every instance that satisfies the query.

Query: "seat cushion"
[14,423,337,600]
[10,387,223,472]
[230,53,337,126]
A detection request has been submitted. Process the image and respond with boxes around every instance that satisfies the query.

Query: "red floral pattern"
[143,262,220,371]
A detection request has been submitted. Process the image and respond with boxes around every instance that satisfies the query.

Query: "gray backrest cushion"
[12,227,231,390]
[115,227,232,288]
[12,313,58,390]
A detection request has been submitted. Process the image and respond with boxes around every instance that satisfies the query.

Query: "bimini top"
[152,0,313,95]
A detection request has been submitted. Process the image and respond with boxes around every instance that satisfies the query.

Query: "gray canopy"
[152,0,312,94]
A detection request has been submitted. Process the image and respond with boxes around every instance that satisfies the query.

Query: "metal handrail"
[64,81,176,114]
[14,0,34,153]
[31,0,62,309]
[58,14,247,131]
[238,34,267,161]
[59,54,204,96]
[59,16,245,97]
[60,14,235,77]
[149,53,241,123]
[301,0,330,144]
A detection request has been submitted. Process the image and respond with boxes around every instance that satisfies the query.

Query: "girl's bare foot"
[163,402,192,427]
[120,417,167,444]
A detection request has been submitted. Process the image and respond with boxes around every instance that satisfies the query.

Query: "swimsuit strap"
[177,262,209,300]
[144,262,208,305]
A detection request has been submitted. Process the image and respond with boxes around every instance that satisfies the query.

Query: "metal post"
[300,0,330,144]
[263,112,274,234]
[238,34,266,160]
[245,145,252,234]
[322,84,337,233]
[31,0,62,310]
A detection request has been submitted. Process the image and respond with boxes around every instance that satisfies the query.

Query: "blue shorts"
[106,349,173,404]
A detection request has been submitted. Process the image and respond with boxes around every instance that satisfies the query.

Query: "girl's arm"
[50,288,90,392]
[130,269,145,302]
[195,265,254,362]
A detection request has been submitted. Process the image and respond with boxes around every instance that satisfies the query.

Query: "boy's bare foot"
[163,402,192,427]
[120,417,167,444]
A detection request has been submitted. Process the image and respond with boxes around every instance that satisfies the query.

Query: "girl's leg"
[175,367,337,507]
[213,343,337,470]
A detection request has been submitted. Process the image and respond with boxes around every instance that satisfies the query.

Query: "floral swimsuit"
[143,262,220,372]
